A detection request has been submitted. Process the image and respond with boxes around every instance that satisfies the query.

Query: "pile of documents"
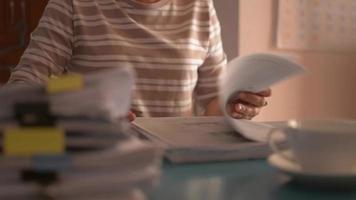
[0,68,134,121]
[0,68,163,200]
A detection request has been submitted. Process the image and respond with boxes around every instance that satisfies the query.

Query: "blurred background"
[1,0,356,121]
[0,0,48,82]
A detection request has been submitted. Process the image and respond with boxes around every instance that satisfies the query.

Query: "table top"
[148,159,356,200]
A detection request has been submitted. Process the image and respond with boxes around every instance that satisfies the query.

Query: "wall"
[239,0,356,121]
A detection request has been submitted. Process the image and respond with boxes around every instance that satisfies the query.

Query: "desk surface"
[148,160,356,200]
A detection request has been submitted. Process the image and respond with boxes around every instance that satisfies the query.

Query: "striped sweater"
[9,0,227,117]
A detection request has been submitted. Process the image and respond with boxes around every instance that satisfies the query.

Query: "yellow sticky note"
[47,74,84,94]
[4,127,65,156]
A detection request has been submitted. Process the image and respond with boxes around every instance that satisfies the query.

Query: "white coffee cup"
[268,119,356,174]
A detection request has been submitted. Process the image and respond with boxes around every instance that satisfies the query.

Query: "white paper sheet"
[219,53,307,142]
[133,116,272,163]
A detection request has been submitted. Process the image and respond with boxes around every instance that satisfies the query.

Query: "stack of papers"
[0,68,163,199]
[0,119,131,150]
[133,116,286,163]
[0,138,162,200]
[0,67,134,121]
[133,116,270,163]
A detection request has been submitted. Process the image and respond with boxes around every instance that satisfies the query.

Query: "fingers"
[231,103,261,119]
[227,89,271,120]
[127,111,136,122]
[237,92,268,107]
[256,89,272,97]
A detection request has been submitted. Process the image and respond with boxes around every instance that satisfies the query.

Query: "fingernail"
[236,104,245,112]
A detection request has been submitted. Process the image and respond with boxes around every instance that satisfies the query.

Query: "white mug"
[268,119,356,174]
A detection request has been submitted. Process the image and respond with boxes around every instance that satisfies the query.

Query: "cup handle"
[267,128,294,162]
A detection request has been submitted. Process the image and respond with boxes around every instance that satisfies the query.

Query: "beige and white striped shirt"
[9,0,226,117]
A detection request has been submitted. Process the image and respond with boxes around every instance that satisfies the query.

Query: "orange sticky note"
[4,127,65,156]
[47,74,84,94]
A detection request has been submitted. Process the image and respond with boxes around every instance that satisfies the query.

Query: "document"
[219,53,306,142]
[133,117,287,163]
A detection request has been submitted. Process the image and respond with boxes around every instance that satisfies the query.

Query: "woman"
[8,0,270,120]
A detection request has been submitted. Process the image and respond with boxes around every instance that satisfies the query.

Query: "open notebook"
[132,53,306,163]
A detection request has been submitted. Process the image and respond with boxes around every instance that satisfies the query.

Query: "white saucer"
[268,152,356,188]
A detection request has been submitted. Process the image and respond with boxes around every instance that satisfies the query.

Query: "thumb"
[127,111,136,122]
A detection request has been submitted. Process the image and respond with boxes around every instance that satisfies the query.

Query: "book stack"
[0,68,163,200]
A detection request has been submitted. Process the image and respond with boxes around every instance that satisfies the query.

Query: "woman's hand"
[227,89,271,119]
[127,111,136,122]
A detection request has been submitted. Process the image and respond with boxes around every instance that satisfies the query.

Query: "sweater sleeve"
[194,0,227,108]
